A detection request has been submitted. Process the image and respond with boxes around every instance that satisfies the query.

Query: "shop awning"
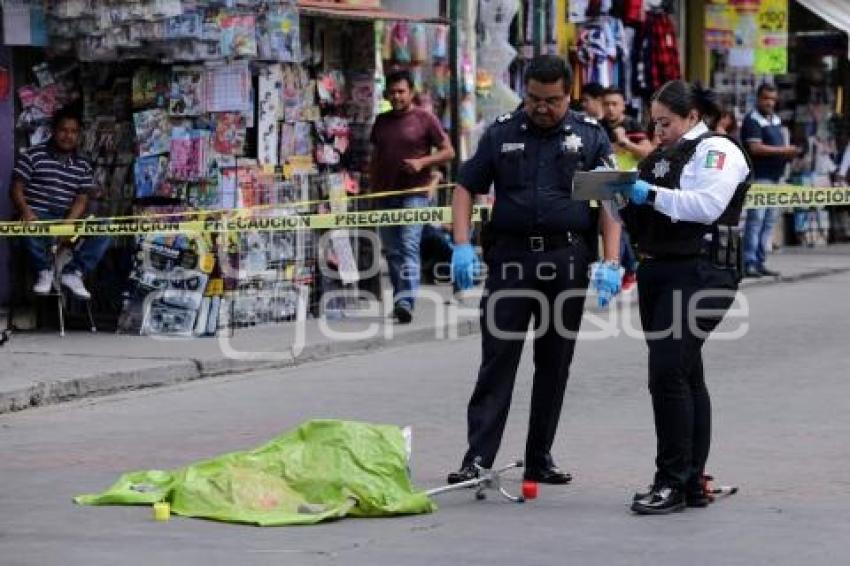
[795,0,850,59]
[297,1,447,24]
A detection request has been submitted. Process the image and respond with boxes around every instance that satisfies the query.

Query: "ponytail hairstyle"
[651,80,721,127]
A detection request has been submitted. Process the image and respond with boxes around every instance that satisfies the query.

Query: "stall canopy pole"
[448,0,461,177]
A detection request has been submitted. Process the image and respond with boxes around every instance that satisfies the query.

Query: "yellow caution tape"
[746,184,850,209]
[80,183,458,224]
[1,185,848,238]
[0,206,488,237]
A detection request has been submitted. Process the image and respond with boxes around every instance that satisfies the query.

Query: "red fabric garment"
[648,11,681,91]
[623,0,644,24]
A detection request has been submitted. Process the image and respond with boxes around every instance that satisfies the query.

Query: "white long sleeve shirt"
[649,122,750,224]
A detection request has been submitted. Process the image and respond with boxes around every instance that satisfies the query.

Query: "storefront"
[702,0,850,245]
[0,0,460,335]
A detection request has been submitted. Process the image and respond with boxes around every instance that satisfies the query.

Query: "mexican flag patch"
[705,150,726,169]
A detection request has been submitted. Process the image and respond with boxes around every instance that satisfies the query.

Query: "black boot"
[630,485,686,515]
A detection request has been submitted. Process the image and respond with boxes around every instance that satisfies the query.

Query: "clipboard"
[571,170,638,201]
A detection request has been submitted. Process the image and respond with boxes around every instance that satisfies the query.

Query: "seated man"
[11,106,108,300]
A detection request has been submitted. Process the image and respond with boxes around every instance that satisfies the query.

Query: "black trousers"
[636,257,737,490]
[462,239,590,470]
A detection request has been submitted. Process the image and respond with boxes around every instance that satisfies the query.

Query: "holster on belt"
[479,209,496,261]
[706,225,744,282]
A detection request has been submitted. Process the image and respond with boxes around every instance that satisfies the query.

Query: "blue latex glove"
[593,262,622,309]
[609,179,652,205]
[451,243,476,290]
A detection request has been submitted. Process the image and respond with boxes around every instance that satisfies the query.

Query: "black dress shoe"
[630,486,686,515]
[393,304,413,324]
[524,466,572,484]
[632,484,655,502]
[757,265,780,277]
[447,465,478,484]
[633,484,708,506]
[744,264,763,278]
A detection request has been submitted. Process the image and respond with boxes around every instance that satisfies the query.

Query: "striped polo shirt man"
[13,143,94,217]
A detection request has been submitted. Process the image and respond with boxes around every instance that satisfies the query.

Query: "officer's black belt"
[638,252,699,262]
[494,232,581,253]
[638,241,714,262]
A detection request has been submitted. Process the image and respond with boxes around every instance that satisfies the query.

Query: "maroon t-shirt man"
[369,107,447,193]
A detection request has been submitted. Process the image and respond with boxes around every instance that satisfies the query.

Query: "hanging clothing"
[621,25,635,100]
[646,10,681,91]
[576,15,628,88]
[622,0,645,25]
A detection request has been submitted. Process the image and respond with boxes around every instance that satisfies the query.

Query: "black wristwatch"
[646,188,657,205]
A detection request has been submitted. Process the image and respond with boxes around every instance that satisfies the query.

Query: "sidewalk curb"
[739,266,850,288]
[192,316,480,378]
[0,360,200,414]
[1,266,846,415]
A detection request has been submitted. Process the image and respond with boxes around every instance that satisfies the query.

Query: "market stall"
[2,0,457,335]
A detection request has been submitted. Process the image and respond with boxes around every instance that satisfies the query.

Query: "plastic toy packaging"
[316,73,336,105]
[314,116,350,165]
[410,23,428,63]
[433,25,449,60]
[293,122,313,156]
[326,116,351,155]
[433,63,450,98]
[409,65,424,92]
[342,171,359,195]
[461,55,475,95]
[460,95,476,131]
[441,104,452,131]
[476,69,494,97]
[376,20,392,61]
[391,22,411,63]
[317,71,346,106]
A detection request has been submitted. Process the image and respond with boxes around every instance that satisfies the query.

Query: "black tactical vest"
[621,132,751,258]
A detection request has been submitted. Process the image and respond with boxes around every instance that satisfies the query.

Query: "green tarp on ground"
[75,419,436,526]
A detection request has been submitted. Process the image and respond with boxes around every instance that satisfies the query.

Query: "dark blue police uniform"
[456,109,613,474]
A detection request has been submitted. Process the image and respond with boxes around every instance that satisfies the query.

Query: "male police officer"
[448,55,622,485]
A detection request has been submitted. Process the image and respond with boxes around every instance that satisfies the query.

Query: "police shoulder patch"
[583,116,599,125]
[496,112,514,123]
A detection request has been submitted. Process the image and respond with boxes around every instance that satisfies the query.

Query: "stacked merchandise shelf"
[7,0,387,335]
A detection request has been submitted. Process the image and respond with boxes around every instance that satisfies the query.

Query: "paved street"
[2,272,849,565]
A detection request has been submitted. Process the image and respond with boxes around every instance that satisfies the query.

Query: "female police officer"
[606,80,751,514]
